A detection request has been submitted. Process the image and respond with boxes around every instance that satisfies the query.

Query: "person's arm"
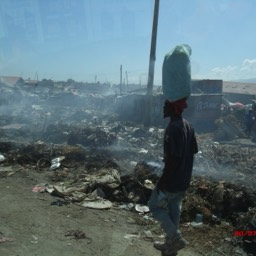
[157,156,181,192]
[192,133,198,154]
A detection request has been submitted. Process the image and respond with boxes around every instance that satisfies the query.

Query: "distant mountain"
[228,78,256,83]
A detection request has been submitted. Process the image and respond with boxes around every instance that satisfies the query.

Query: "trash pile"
[214,114,245,141]
[1,87,256,254]
[195,135,256,189]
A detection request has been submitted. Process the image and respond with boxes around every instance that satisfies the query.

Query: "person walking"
[148,98,198,255]
[244,109,254,137]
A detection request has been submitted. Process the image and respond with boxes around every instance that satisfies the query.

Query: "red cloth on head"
[169,98,188,115]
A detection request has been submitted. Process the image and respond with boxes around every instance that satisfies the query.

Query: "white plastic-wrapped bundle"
[162,44,192,102]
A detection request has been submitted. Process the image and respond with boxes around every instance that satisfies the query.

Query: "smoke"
[193,150,255,189]
[1,80,255,191]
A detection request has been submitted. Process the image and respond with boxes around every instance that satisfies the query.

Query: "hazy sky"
[0,0,255,84]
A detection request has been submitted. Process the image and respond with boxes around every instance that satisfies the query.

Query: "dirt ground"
[0,166,202,256]
[0,165,249,256]
[1,73,255,256]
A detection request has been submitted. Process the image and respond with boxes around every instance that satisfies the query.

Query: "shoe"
[153,236,173,251]
[154,235,188,251]
[153,240,169,251]
[164,236,188,255]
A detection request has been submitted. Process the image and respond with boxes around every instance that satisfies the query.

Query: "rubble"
[65,230,89,240]
[1,84,256,255]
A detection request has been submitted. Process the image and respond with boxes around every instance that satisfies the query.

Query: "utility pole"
[120,64,122,94]
[147,0,159,96]
[126,71,128,86]
[144,0,160,126]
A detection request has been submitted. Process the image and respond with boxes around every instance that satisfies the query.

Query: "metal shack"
[186,79,223,132]
[114,79,223,133]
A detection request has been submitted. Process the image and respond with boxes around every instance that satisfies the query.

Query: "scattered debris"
[50,199,70,206]
[1,84,255,255]
[32,184,47,193]
[80,199,113,210]
[135,204,150,214]
[0,234,14,243]
[0,153,5,162]
[49,156,65,170]
[65,230,91,242]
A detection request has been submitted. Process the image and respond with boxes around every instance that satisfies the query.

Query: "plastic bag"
[49,156,65,170]
[162,44,192,102]
[0,153,6,162]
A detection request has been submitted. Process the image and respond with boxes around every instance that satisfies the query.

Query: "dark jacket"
[157,116,198,192]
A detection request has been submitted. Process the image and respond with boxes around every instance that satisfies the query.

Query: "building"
[0,76,24,87]
[222,81,256,104]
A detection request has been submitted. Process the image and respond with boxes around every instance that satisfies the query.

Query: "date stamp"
[233,230,256,237]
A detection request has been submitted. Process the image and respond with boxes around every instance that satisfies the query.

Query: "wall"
[185,94,222,132]
[114,93,222,133]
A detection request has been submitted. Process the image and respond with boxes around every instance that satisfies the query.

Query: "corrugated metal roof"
[24,79,38,85]
[0,76,23,86]
[223,81,256,95]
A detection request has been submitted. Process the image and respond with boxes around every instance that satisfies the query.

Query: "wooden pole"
[147,0,159,96]
[120,64,122,94]
[144,0,160,126]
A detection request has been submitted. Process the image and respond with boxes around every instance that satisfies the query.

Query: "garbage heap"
[0,85,256,254]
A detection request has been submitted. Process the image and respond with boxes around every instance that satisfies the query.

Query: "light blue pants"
[148,187,185,239]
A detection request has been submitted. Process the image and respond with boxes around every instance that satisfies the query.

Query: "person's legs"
[165,191,188,254]
[148,187,177,239]
[148,188,187,254]
[166,191,185,231]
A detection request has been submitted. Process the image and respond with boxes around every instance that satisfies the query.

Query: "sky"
[0,0,256,85]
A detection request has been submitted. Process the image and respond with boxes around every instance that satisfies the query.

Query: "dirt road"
[0,167,202,256]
